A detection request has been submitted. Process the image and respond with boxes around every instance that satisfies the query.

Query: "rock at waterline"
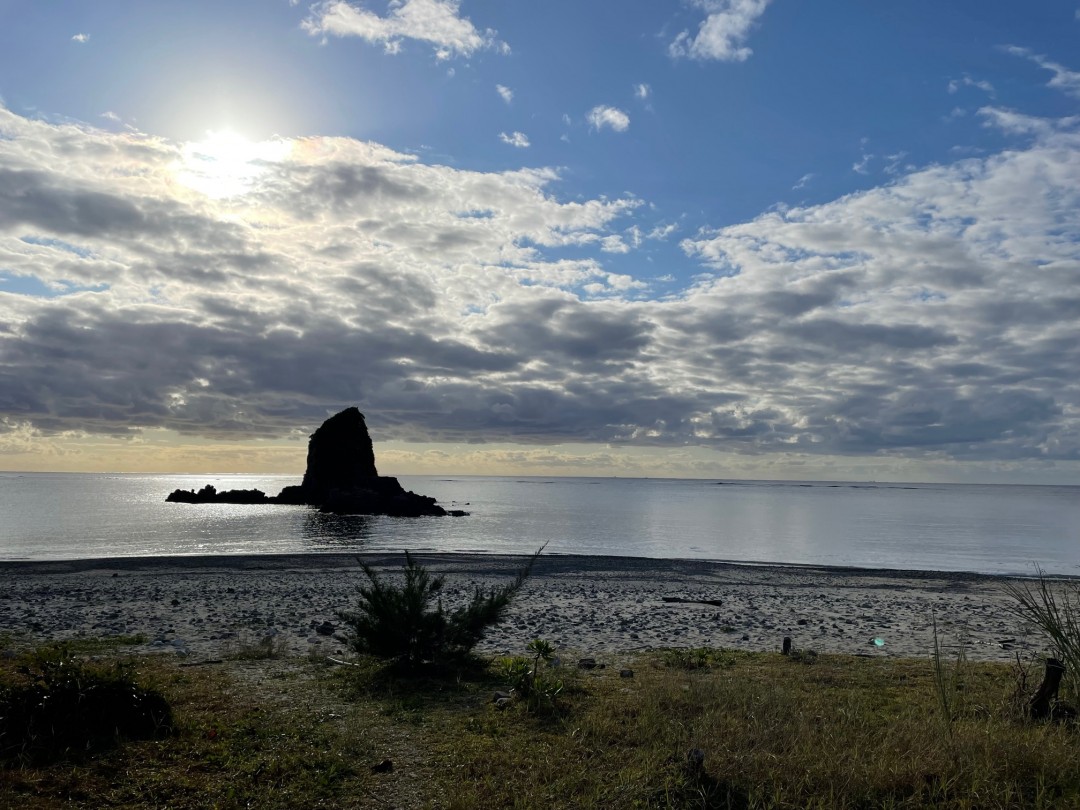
[166,408,467,518]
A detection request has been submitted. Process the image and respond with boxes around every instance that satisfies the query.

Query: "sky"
[0,1,1079,483]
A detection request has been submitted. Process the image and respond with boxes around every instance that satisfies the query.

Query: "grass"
[4,642,1080,808]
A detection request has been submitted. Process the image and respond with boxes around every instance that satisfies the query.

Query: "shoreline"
[0,551,1046,663]
[0,549,1048,581]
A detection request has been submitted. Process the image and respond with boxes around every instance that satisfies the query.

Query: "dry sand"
[0,553,1047,663]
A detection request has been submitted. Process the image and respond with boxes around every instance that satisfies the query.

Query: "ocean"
[2,473,1078,575]
[0,475,1075,578]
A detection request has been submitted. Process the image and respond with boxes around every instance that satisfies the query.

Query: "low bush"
[0,643,173,764]
[338,546,544,669]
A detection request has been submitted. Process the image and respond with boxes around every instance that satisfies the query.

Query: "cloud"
[670,0,772,62]
[676,112,1080,460]
[587,105,630,133]
[1005,46,1080,99]
[498,131,530,148]
[947,75,995,95]
[302,0,499,59]
[1,92,1080,469]
[496,84,513,104]
[793,173,815,190]
[634,83,651,100]
[71,33,90,44]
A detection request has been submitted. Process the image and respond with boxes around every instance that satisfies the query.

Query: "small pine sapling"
[338,546,544,668]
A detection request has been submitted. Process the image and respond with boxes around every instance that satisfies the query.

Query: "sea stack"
[298,406,379,502]
[167,408,464,517]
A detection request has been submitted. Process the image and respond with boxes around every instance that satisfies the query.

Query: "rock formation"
[167,408,465,517]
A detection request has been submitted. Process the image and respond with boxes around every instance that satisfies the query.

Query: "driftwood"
[662,596,724,608]
[326,656,363,668]
[1029,658,1066,719]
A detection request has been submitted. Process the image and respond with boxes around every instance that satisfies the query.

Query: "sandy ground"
[0,553,1050,663]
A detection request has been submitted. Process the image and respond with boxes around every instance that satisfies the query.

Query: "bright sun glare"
[177,130,290,199]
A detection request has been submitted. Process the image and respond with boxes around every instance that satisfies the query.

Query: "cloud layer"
[1,103,1078,468]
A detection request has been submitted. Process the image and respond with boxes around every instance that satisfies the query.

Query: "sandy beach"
[0,553,1044,663]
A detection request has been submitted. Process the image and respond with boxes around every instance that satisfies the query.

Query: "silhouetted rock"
[299,407,379,502]
[166,484,270,504]
[166,408,465,517]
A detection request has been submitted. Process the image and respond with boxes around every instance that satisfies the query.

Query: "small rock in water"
[316,621,336,636]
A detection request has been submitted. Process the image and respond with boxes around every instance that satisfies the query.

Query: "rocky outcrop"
[166,485,268,504]
[166,408,465,517]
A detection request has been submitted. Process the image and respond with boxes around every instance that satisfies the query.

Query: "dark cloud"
[1,106,1079,468]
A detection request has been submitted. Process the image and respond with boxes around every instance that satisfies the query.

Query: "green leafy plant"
[498,639,563,712]
[338,546,544,669]
[0,643,173,764]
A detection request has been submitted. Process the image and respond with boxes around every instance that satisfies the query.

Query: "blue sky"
[0,1,1079,481]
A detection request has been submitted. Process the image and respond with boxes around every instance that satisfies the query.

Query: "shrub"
[338,546,544,669]
[0,644,173,764]
[1004,568,1080,701]
[498,639,563,712]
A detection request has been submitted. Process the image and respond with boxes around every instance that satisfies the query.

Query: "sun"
[176,129,290,199]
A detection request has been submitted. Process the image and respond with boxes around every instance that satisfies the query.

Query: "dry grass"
[4,640,1080,809]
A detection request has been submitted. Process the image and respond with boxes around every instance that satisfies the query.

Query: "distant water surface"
[1,473,1078,575]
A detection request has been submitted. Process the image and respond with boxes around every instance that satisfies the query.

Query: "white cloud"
[496,84,513,104]
[302,0,499,59]
[793,172,815,190]
[852,153,873,174]
[587,105,630,133]
[669,0,772,62]
[71,33,90,43]
[977,106,1078,138]
[947,75,995,95]
[499,131,530,148]
[1005,46,1080,99]
[647,223,678,240]
[600,234,630,253]
[634,83,651,100]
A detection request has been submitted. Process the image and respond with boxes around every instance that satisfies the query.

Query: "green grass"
[4,642,1080,809]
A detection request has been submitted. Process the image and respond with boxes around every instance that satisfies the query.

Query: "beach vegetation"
[1003,568,1080,702]
[226,631,288,661]
[337,547,544,669]
[0,643,172,765]
[498,638,564,712]
[660,646,744,670]
[931,612,968,739]
[6,645,1080,808]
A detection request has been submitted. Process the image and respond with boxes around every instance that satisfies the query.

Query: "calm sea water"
[1,473,1078,575]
